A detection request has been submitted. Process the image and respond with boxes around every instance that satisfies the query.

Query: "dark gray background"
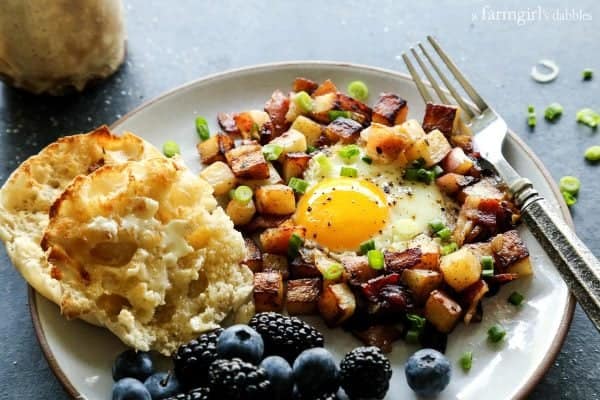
[1,0,599,398]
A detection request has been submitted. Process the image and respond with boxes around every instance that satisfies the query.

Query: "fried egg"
[295,143,455,252]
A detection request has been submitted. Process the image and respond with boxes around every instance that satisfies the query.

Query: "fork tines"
[402,36,489,119]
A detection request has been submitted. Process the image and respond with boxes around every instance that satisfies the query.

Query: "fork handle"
[513,179,600,331]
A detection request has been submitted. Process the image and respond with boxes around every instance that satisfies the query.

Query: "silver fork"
[403,36,600,332]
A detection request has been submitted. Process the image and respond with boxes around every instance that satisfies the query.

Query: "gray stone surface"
[1,0,599,398]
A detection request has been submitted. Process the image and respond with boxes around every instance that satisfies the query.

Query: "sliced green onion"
[322,263,344,281]
[582,68,593,81]
[340,166,358,178]
[544,103,563,121]
[417,168,435,184]
[459,351,473,372]
[162,140,180,158]
[338,144,360,162]
[347,80,369,101]
[294,91,313,113]
[432,165,444,178]
[195,116,210,141]
[487,324,506,343]
[307,145,317,153]
[362,156,373,165]
[404,168,420,181]
[359,239,375,255]
[405,329,420,344]
[527,105,535,113]
[288,177,309,194]
[328,110,352,121]
[315,153,333,175]
[262,143,283,161]
[436,227,452,241]
[576,108,600,128]
[562,191,577,207]
[429,220,446,233]
[527,105,536,128]
[441,242,458,256]
[367,249,385,270]
[232,185,253,204]
[481,255,494,270]
[406,313,426,329]
[559,176,581,195]
[584,145,600,162]
[508,291,525,306]
[288,233,304,258]
[481,269,494,278]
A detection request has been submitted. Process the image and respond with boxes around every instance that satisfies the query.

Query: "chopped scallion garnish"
[367,249,384,270]
[481,255,494,277]
[576,108,600,128]
[338,144,361,162]
[582,68,593,81]
[436,227,452,241]
[559,176,581,195]
[232,185,253,204]
[195,116,210,141]
[314,153,333,175]
[562,191,577,207]
[406,313,426,329]
[362,156,373,165]
[340,166,358,178]
[307,145,317,153]
[441,242,458,256]
[359,239,375,255]
[262,143,283,161]
[487,324,506,343]
[508,291,525,306]
[429,220,446,233]
[527,105,536,128]
[288,233,304,258]
[432,165,444,178]
[288,177,309,194]
[544,103,563,121]
[162,140,180,158]
[459,351,473,372]
[322,263,344,281]
[584,145,600,162]
[347,80,369,101]
[328,110,352,121]
[294,91,313,113]
[405,329,420,344]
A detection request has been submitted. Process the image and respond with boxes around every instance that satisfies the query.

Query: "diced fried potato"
[312,79,338,96]
[291,115,323,146]
[197,133,234,164]
[282,152,312,182]
[255,184,296,215]
[225,143,270,179]
[506,256,533,277]
[293,77,319,94]
[262,253,289,280]
[318,282,356,327]
[436,173,477,196]
[265,90,291,136]
[239,162,283,190]
[259,225,306,255]
[234,110,271,139]
[311,93,337,123]
[424,290,463,333]
[289,255,321,279]
[439,247,481,292]
[442,147,474,175]
[491,230,531,273]
[423,129,452,167]
[450,134,473,152]
[226,198,256,226]
[422,103,460,135]
[351,325,403,354]
[199,161,236,196]
[269,129,307,156]
[253,272,285,312]
[324,117,363,143]
[364,123,410,164]
[217,112,240,136]
[341,255,378,285]
[401,269,443,303]
[242,238,262,272]
[462,242,493,260]
[286,278,321,315]
[398,119,426,141]
[458,178,505,204]
[461,279,489,324]
[372,93,408,126]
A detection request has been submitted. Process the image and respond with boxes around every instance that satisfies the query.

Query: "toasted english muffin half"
[0,126,161,311]
[41,157,253,355]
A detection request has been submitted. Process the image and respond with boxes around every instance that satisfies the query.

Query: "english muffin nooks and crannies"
[0,126,161,307]
[41,157,253,355]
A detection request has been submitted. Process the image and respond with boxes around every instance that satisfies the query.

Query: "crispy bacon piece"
[460,279,489,324]
[312,79,338,96]
[242,238,262,272]
[372,93,408,126]
[241,214,288,232]
[490,230,530,272]
[217,112,240,136]
[457,177,505,204]
[486,273,519,284]
[335,93,372,126]
[453,196,516,245]
[384,248,422,273]
[360,273,402,300]
[293,77,319,94]
[341,255,379,286]
[351,324,403,353]
[360,274,413,314]
[264,90,291,137]
[422,103,459,135]
[258,121,275,144]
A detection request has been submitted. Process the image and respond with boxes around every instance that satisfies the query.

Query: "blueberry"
[405,348,451,397]
[293,348,340,398]
[260,356,294,400]
[216,324,264,364]
[112,350,154,381]
[112,378,151,400]
[143,372,181,399]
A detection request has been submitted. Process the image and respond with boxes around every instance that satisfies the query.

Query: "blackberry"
[340,346,392,400]
[248,312,324,362]
[208,358,271,400]
[164,386,210,400]
[173,328,223,388]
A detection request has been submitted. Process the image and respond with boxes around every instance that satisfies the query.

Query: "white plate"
[30,62,574,400]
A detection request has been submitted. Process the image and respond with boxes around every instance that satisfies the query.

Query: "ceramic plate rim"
[27,61,575,400]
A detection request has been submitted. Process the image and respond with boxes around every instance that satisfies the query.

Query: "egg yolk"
[294,177,389,252]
